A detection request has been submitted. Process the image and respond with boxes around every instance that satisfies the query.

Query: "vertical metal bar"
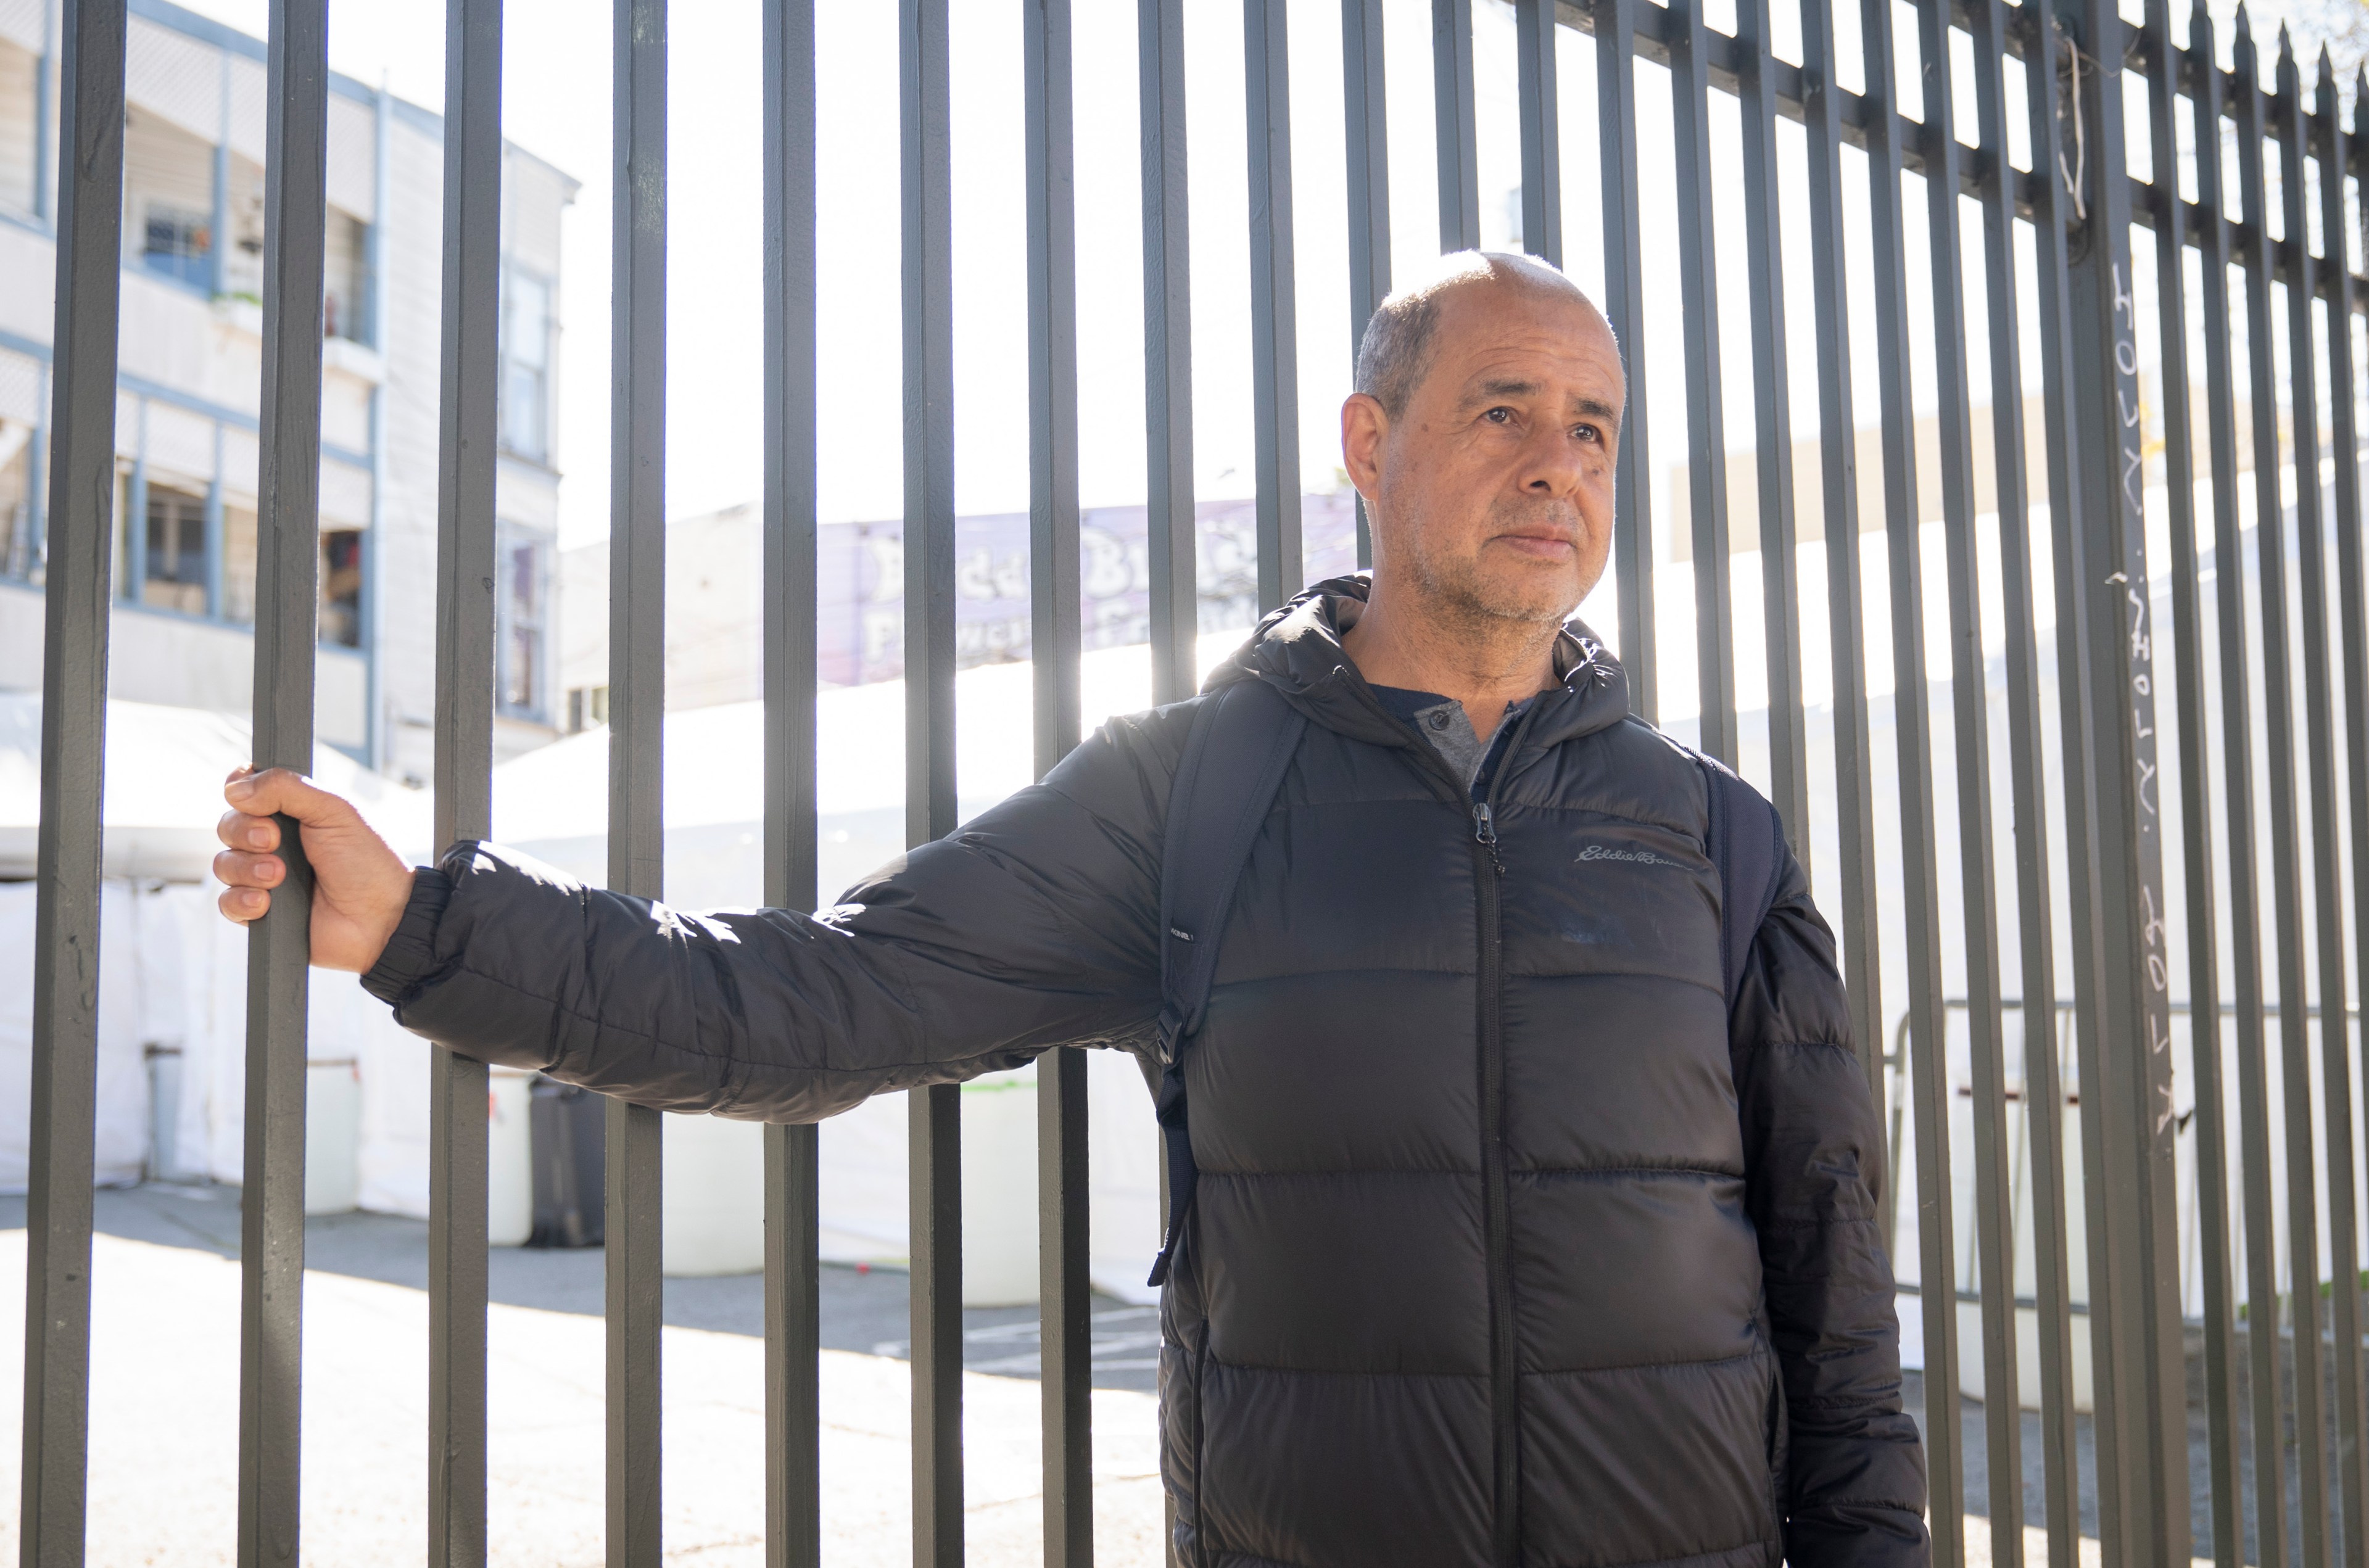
[2291,49,2368,1568]
[1141,0,1196,706]
[1992,6,2081,1558]
[1671,0,1734,766]
[2189,9,2288,1554]
[1246,0,1302,612]
[2058,0,2188,1553]
[1342,0,1387,571]
[2265,36,2340,1568]
[238,2,329,1564]
[19,4,124,1562]
[1734,0,1807,846]
[2246,24,2340,1568]
[2144,4,2244,1561]
[1512,0,1558,266]
[1858,0,1959,1553]
[2330,65,2369,1568]
[429,0,503,1562]
[759,0,821,1563]
[907,1083,962,1568]
[1915,0,2019,1553]
[1594,0,1655,722]
[1038,1040,1091,1568]
[1025,0,1089,1558]
[2027,4,2131,1533]
[606,1,668,1562]
[899,0,962,1561]
[1430,0,1478,252]
[1797,0,1883,1115]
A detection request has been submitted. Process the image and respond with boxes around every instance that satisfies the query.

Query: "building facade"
[0,0,576,782]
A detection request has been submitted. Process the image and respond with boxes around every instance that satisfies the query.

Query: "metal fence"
[21,0,2369,1564]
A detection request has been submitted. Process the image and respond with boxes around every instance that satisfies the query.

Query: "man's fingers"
[213,848,284,889]
[223,765,356,828]
[215,807,281,852]
[217,885,270,923]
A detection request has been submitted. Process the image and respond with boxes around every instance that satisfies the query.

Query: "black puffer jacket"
[363,579,1928,1568]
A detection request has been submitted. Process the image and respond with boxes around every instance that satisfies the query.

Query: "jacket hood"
[1204,572,1636,754]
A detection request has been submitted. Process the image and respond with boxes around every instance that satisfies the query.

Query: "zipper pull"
[1472,801,1504,872]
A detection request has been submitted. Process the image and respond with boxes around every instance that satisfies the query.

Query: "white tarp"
[0,693,429,1194]
[0,692,434,880]
[0,647,1200,1294]
[464,640,1225,1300]
[0,881,151,1189]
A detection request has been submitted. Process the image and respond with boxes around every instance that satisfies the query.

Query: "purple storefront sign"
[818,492,1362,686]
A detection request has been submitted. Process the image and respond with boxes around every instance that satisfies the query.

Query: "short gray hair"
[1353,251,1595,419]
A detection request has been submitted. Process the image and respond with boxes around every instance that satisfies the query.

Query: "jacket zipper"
[1368,693,1540,1566]
[1471,783,1519,1568]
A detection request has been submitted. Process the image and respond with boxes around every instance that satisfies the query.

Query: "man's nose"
[1516,424,1586,496]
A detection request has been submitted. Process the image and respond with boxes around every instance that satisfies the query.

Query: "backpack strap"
[1698,754,1788,1007]
[1146,679,1307,1286]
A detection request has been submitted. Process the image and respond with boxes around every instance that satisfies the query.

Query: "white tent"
[0,691,434,880]
[0,634,1230,1301]
[0,692,432,1195]
[474,641,1240,1302]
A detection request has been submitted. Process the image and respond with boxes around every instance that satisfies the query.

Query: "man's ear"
[1341,392,1387,504]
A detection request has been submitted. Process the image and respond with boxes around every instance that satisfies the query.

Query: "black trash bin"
[528,1076,606,1247]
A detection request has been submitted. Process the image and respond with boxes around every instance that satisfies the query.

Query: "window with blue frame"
[0,416,30,579]
[0,38,36,219]
[141,484,209,615]
[125,109,218,289]
[500,268,552,463]
[497,526,549,720]
[320,529,363,647]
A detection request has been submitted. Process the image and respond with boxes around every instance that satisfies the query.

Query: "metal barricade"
[20,0,2369,1564]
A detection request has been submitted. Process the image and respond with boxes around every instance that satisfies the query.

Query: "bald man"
[218,253,1927,1567]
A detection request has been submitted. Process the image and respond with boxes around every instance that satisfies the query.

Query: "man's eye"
[1575,424,1600,443]
[1484,407,1513,424]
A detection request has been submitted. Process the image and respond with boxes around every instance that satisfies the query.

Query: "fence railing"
[22,0,2369,1565]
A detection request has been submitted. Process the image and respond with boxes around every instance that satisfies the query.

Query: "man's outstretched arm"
[1731,852,1930,1568]
[214,712,1184,1122]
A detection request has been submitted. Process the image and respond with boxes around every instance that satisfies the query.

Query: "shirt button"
[1428,711,1450,730]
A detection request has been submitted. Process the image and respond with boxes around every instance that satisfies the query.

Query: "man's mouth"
[1492,529,1579,558]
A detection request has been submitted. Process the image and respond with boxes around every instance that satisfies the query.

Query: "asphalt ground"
[0,1183,1163,1395]
[0,1182,2275,1566]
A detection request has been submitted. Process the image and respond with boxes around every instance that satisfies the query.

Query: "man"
[217,252,1927,1567]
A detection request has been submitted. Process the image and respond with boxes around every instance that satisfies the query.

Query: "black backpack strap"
[1699,754,1788,1008]
[1146,679,1307,1286]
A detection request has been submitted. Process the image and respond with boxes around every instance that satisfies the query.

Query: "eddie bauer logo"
[1576,844,1681,867]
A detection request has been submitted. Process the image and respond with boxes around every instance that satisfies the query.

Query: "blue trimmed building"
[0,0,577,782]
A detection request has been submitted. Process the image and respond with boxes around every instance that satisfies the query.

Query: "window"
[320,529,363,646]
[124,110,217,289]
[566,685,608,734]
[141,204,212,286]
[500,269,551,462]
[323,210,371,344]
[221,503,257,624]
[0,418,29,579]
[498,529,548,719]
[0,40,36,218]
[141,484,208,615]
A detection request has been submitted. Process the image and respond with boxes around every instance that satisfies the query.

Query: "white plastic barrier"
[488,1067,534,1246]
[662,1112,764,1276]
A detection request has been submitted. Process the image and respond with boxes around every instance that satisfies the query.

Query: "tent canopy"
[0,693,432,881]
